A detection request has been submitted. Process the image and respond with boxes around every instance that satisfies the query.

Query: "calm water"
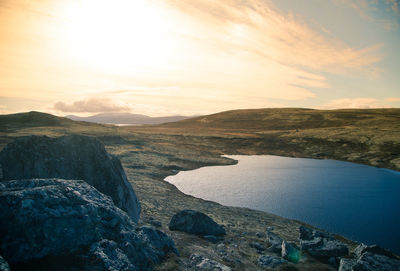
[165,155,400,253]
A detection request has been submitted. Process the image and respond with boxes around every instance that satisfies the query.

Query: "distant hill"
[0,111,76,130]
[157,108,400,131]
[65,113,191,125]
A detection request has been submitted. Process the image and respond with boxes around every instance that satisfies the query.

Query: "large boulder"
[299,226,348,258]
[0,135,140,222]
[169,210,226,236]
[0,178,177,270]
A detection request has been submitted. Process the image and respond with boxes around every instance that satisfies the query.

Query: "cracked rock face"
[0,178,177,270]
[0,135,140,222]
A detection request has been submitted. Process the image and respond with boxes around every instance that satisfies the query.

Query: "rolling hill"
[0,111,76,130]
[158,108,400,131]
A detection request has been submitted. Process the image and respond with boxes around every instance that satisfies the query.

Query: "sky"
[0,0,399,116]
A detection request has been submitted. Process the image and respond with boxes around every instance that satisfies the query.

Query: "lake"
[165,155,400,253]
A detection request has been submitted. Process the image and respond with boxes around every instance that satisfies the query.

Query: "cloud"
[164,0,383,77]
[334,0,399,29]
[54,98,132,113]
[385,97,400,102]
[318,98,390,109]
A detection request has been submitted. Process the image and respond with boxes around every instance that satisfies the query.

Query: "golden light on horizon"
[0,0,399,115]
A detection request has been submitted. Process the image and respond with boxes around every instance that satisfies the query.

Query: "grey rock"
[354,244,397,259]
[169,210,226,236]
[258,255,287,268]
[339,258,356,271]
[354,252,400,271]
[282,241,300,263]
[0,178,176,270]
[266,230,283,252]
[87,240,137,271]
[189,254,232,271]
[250,242,266,252]
[298,226,348,258]
[0,255,10,271]
[339,252,400,271]
[299,225,330,240]
[0,135,140,222]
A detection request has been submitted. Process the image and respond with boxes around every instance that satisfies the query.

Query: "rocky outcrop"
[0,178,177,270]
[354,244,396,259]
[338,244,400,271]
[339,253,400,271]
[0,135,140,222]
[169,210,226,237]
[258,255,287,268]
[189,254,232,271]
[266,230,283,252]
[299,226,348,258]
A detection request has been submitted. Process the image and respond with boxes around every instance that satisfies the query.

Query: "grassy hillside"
[133,108,400,171]
[158,108,400,131]
[0,111,74,130]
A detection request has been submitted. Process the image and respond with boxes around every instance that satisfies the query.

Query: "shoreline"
[162,154,400,254]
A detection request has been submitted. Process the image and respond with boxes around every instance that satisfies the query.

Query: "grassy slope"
[133,108,400,171]
[1,109,399,270]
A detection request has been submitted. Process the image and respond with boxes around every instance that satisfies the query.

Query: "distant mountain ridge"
[65,113,191,125]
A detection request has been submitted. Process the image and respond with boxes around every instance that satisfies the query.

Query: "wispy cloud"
[334,0,399,29]
[54,98,132,113]
[318,98,391,109]
[165,0,383,77]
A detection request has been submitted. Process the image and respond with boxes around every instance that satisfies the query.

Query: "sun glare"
[61,0,174,73]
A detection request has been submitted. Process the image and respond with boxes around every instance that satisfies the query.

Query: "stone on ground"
[169,209,226,236]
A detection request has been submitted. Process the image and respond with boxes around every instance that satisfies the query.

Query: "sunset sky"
[0,0,399,116]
